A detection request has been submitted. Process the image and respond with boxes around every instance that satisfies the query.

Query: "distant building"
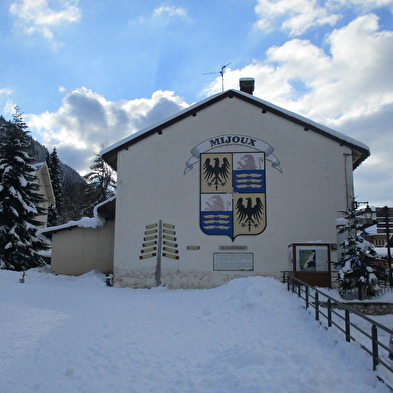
[363,223,393,257]
[35,161,55,229]
[365,224,389,248]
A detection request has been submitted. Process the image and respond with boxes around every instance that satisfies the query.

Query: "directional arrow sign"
[377,223,393,228]
[377,215,393,221]
[376,207,393,218]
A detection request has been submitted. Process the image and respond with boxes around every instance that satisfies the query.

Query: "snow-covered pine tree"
[0,107,49,270]
[338,207,385,299]
[83,147,116,216]
[46,147,63,226]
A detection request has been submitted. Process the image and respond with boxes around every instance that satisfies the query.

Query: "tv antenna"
[203,62,232,91]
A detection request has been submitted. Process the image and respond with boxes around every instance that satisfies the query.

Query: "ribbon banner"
[184,134,282,174]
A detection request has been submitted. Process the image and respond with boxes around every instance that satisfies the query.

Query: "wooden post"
[383,206,393,287]
[155,220,162,287]
[372,325,379,371]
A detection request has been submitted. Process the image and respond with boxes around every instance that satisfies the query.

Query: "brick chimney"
[239,78,255,95]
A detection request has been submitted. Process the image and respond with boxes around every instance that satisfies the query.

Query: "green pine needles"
[0,107,49,270]
[338,207,386,299]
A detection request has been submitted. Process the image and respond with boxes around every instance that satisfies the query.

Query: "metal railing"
[282,271,393,376]
[340,284,393,301]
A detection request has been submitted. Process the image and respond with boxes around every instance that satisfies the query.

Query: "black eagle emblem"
[203,157,231,190]
[236,197,264,231]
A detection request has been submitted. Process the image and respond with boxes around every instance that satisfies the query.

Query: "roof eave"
[101,89,370,170]
[101,90,227,170]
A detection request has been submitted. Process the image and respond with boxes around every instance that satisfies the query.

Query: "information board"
[213,253,254,271]
[288,243,330,272]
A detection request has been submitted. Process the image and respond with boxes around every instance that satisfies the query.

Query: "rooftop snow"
[101,89,370,170]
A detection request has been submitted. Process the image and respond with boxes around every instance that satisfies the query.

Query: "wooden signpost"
[376,206,393,286]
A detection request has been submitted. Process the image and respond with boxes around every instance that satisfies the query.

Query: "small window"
[375,239,385,247]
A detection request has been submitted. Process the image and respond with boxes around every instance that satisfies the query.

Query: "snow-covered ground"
[1,268,392,393]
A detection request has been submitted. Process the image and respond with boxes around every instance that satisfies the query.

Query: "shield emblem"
[200,152,266,241]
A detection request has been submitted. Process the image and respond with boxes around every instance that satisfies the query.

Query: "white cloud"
[4,101,17,117]
[208,14,393,126]
[26,87,188,174]
[253,0,393,36]
[10,4,390,205]
[135,4,188,29]
[329,0,393,11]
[254,0,341,36]
[152,5,187,18]
[9,0,81,42]
[0,88,13,97]
[336,100,393,206]
[206,14,393,205]
[0,89,15,117]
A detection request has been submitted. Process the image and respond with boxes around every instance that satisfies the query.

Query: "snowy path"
[0,269,390,392]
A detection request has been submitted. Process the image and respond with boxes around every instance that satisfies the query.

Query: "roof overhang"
[101,89,370,171]
[38,197,116,239]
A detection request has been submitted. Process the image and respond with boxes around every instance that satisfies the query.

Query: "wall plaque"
[213,253,253,271]
[187,246,200,250]
[219,245,247,250]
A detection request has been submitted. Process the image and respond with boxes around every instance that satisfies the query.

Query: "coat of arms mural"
[184,134,282,241]
[200,152,266,240]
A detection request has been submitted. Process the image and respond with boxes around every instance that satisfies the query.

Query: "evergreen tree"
[46,147,63,226]
[62,179,90,221]
[338,207,385,299]
[0,107,48,270]
[83,147,116,216]
[57,163,88,223]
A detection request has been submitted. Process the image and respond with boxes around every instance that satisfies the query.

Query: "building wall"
[35,163,55,229]
[113,96,353,289]
[51,221,115,276]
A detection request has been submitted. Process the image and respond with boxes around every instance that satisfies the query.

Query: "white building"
[99,80,369,289]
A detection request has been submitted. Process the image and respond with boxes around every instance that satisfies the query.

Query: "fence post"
[315,292,319,321]
[327,299,332,327]
[305,286,309,310]
[345,309,351,342]
[372,325,379,371]
[389,332,393,361]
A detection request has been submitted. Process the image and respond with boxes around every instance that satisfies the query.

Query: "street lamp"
[363,205,373,222]
[352,200,374,227]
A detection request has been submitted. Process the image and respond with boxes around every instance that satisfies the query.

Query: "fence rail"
[282,271,393,376]
[340,285,393,301]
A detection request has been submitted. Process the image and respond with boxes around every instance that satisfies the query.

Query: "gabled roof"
[35,161,55,205]
[101,89,370,171]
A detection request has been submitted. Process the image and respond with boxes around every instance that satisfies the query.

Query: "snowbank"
[0,269,390,392]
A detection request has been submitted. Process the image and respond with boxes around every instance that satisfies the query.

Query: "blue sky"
[1,0,393,206]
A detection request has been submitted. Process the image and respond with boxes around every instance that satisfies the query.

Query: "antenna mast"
[203,62,232,91]
[219,62,231,91]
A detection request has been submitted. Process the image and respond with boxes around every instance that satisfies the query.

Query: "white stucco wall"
[35,162,55,229]
[51,220,115,276]
[113,96,354,289]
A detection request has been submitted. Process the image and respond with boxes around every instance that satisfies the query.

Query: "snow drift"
[0,269,390,392]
